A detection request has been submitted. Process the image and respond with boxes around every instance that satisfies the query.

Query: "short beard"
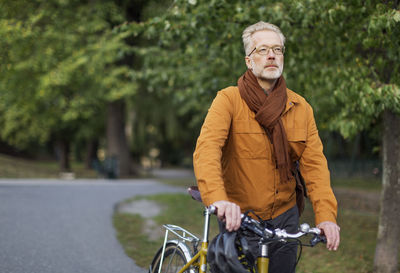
[259,69,282,80]
[251,59,283,80]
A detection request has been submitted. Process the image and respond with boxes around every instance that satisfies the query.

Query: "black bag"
[293,161,307,216]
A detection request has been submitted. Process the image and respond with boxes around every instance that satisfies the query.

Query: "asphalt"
[0,179,186,273]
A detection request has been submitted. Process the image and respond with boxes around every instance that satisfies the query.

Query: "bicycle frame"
[156,206,273,273]
[257,244,269,273]
[151,187,325,273]
[157,206,213,273]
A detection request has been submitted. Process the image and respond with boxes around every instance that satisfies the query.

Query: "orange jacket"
[193,86,337,225]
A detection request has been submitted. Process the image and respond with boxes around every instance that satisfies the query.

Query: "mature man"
[193,21,340,272]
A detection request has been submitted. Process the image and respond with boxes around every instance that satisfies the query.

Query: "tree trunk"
[85,139,99,169]
[56,140,71,172]
[373,110,400,273]
[106,100,131,177]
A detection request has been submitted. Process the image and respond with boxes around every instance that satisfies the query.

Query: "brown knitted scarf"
[238,69,293,183]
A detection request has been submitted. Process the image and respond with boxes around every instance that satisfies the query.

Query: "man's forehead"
[251,30,282,46]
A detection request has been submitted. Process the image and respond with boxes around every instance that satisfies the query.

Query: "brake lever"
[310,234,327,247]
[241,217,266,238]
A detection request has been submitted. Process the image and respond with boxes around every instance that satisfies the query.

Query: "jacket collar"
[284,89,300,114]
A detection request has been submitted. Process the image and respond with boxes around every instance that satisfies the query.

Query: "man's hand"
[212,200,241,232]
[317,221,340,251]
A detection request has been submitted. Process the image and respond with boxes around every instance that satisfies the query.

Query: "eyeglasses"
[248,45,285,56]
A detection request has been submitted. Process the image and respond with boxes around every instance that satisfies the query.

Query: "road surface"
[0,179,185,273]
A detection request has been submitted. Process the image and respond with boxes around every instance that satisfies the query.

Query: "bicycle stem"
[202,206,214,243]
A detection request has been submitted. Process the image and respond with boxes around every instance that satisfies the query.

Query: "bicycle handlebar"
[208,205,326,245]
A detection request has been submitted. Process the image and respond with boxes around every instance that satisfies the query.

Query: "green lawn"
[296,203,379,273]
[0,153,97,178]
[113,182,396,272]
[113,193,220,268]
[331,177,382,191]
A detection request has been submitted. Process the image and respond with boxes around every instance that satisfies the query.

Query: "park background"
[1,0,399,272]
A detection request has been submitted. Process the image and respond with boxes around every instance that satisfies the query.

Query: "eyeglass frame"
[247,45,285,57]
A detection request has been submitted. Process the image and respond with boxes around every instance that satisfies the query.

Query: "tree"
[0,0,135,172]
[285,2,400,272]
[122,0,399,271]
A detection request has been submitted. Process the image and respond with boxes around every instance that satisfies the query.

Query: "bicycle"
[148,186,326,273]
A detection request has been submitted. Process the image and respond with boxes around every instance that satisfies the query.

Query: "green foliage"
[0,0,135,148]
[1,0,398,163]
[120,0,399,141]
[288,0,400,138]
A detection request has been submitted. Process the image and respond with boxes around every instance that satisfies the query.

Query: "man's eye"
[274,47,282,52]
[258,48,268,53]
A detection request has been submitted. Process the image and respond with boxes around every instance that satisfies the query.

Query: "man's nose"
[267,49,276,59]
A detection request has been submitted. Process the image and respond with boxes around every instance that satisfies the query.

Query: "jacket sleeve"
[299,103,338,225]
[193,89,233,206]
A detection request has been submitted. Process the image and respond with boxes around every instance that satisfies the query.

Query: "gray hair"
[242,21,286,55]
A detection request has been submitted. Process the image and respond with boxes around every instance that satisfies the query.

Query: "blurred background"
[1,0,398,180]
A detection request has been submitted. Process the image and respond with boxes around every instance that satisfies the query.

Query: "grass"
[296,203,379,273]
[113,210,161,267]
[113,185,399,272]
[113,193,219,269]
[331,177,382,191]
[0,153,97,178]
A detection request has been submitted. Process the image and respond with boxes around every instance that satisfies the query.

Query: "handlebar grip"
[310,234,327,246]
[208,205,217,215]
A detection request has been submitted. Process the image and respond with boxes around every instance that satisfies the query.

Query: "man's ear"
[245,56,252,70]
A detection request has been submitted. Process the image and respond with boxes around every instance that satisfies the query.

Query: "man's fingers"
[229,203,241,231]
[327,229,335,250]
[225,203,240,231]
[318,221,340,251]
[212,201,241,232]
[217,207,225,221]
[333,227,340,250]
[233,205,241,230]
[225,205,233,231]
[328,226,340,251]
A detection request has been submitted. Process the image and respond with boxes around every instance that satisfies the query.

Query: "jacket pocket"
[286,128,307,161]
[231,120,269,159]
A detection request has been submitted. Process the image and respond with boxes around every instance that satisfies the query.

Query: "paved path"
[0,179,185,273]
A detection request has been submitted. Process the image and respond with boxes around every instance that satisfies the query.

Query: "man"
[193,21,340,272]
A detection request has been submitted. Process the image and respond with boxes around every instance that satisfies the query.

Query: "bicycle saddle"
[187,186,202,203]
